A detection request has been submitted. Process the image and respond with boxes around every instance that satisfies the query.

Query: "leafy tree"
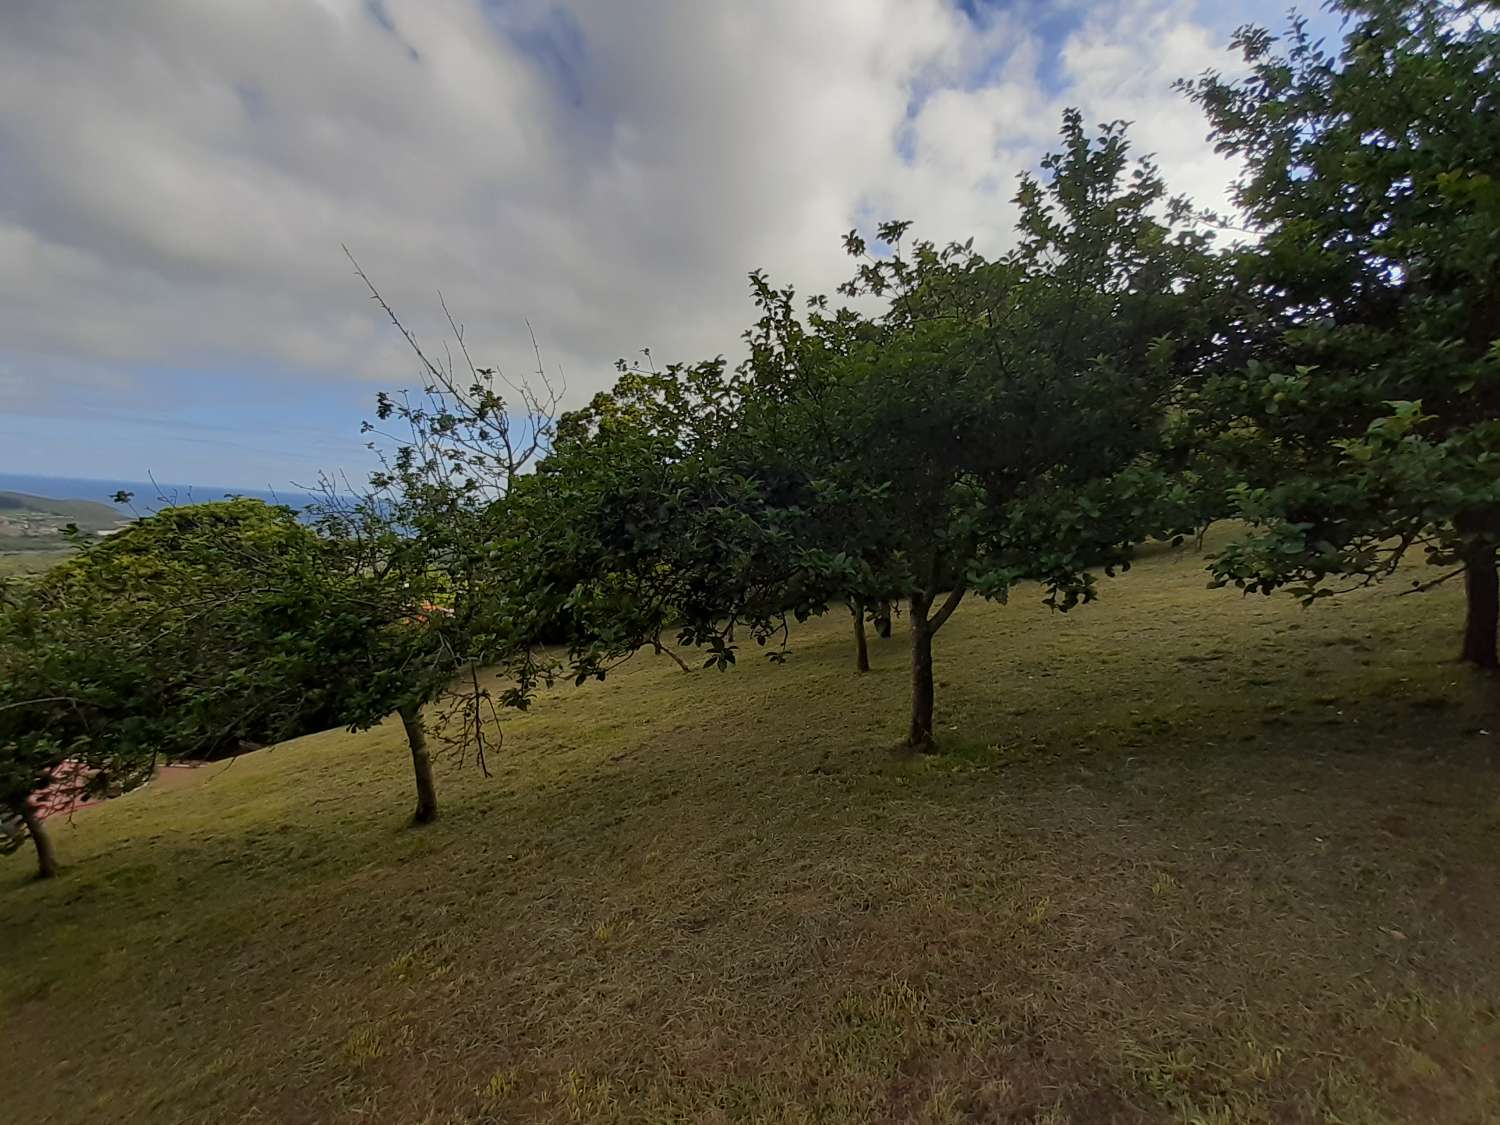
[315,259,564,821]
[727,267,919,677]
[501,355,808,686]
[508,114,1222,751]
[1149,413,1261,554]
[730,113,1223,747]
[1180,0,1500,666]
[0,500,337,877]
[307,487,539,825]
[1,577,154,878]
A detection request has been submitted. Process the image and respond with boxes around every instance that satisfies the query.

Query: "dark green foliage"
[733,113,1223,745]
[49,501,354,754]
[0,500,341,875]
[504,357,810,680]
[1180,0,1500,664]
[507,112,1225,748]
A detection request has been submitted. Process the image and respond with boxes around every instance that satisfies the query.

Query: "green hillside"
[0,491,128,561]
[2,535,1497,1124]
[0,548,76,575]
[0,490,126,530]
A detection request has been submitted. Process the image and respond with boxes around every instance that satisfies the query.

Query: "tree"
[730,113,1223,747]
[313,258,565,822]
[1180,0,1500,666]
[307,487,537,826]
[0,499,338,877]
[1,576,155,878]
[500,354,813,688]
[510,114,1222,750]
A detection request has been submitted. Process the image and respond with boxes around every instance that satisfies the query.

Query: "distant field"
[0,489,127,558]
[3,530,1498,1124]
[0,548,75,575]
[0,490,124,527]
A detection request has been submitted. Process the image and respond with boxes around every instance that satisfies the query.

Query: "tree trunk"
[1461,539,1499,669]
[852,602,870,673]
[399,702,438,824]
[908,594,935,751]
[14,798,56,879]
[873,601,892,639]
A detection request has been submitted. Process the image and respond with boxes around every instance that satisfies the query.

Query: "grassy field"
[0,548,75,575]
[3,531,1499,1124]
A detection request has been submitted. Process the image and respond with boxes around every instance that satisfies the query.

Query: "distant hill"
[0,472,323,517]
[0,491,128,532]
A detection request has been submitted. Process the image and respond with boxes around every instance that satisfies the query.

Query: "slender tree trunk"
[908,593,935,751]
[873,601,892,639]
[13,798,56,879]
[906,583,965,752]
[1461,539,1499,669]
[399,702,438,824]
[851,601,870,673]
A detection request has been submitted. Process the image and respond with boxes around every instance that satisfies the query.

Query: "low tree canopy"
[503,111,1228,749]
[1181,0,1500,666]
[0,499,340,876]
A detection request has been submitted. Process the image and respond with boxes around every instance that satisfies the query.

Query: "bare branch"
[1401,566,1465,596]
[651,637,694,674]
[0,695,81,714]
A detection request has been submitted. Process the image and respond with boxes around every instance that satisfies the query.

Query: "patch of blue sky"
[481,1,589,108]
[363,0,420,61]
[0,361,381,489]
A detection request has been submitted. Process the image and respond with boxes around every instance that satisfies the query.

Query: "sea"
[0,472,325,516]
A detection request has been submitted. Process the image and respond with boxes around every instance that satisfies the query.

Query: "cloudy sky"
[0,0,1340,490]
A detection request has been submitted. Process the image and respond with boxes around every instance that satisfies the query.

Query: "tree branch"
[928,581,967,633]
[0,695,81,714]
[1401,566,1464,596]
[651,637,693,674]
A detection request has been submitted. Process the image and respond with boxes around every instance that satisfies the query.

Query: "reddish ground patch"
[33,761,208,819]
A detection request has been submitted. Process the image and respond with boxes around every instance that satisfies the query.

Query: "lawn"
[3,531,1498,1124]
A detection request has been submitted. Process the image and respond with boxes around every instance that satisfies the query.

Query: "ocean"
[0,472,325,515]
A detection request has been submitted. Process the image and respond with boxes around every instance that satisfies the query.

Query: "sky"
[0,0,1344,491]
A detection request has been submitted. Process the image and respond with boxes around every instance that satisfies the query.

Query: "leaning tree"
[1180,0,1500,666]
[1,572,159,879]
[0,499,347,877]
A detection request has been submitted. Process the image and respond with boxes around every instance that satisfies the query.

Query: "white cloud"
[0,0,1289,457]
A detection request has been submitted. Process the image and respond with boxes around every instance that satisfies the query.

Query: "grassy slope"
[3,532,1498,1124]
[0,548,76,575]
[0,491,125,530]
[0,491,123,558]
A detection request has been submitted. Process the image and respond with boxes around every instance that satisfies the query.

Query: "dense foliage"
[1180,0,1500,666]
[504,112,1229,747]
[4,0,1497,879]
[0,501,340,874]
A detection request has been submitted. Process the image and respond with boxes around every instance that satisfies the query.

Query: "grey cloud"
[0,0,1277,428]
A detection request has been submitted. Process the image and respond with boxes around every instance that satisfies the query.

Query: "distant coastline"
[0,472,323,515]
